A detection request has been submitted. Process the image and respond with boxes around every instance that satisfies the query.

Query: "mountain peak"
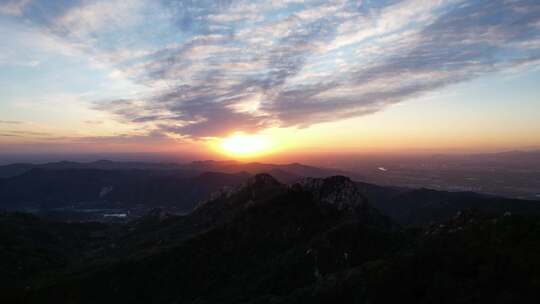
[247,173,281,187]
[294,175,368,212]
[194,173,284,210]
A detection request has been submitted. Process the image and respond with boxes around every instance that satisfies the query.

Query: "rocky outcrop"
[195,173,284,210]
[293,176,368,212]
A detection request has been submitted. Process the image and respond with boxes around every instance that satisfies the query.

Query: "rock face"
[292,175,392,227]
[197,174,369,215]
[294,176,368,212]
[199,174,367,212]
[194,173,285,210]
[192,174,390,232]
[246,173,282,187]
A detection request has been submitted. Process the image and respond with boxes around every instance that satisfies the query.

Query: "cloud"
[0,130,51,137]
[0,0,30,16]
[67,130,178,145]
[13,0,540,139]
[52,0,145,40]
[0,120,23,124]
[83,120,103,125]
[0,131,189,155]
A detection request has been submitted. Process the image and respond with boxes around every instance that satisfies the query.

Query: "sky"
[1,0,540,159]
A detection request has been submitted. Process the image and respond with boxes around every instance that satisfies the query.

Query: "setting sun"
[219,133,271,157]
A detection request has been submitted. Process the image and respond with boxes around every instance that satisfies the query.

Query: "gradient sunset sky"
[1,0,540,159]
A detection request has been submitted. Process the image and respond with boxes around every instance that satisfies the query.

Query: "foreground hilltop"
[2,174,540,303]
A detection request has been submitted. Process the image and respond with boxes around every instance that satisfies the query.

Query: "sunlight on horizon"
[218,133,272,158]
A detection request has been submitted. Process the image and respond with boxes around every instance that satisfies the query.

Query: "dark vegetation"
[1,174,540,303]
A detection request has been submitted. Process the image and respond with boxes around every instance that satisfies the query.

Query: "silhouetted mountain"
[0,160,354,221]
[1,174,393,302]
[356,182,540,225]
[2,160,539,226]
[0,160,181,178]
[0,163,37,178]
[2,174,540,303]
[0,169,250,212]
[0,160,350,179]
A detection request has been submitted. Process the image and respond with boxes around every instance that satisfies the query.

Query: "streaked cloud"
[2,0,540,140]
[0,130,51,137]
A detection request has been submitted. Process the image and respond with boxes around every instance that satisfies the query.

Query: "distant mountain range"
[0,159,352,179]
[0,160,349,217]
[1,160,539,225]
[300,150,540,200]
[0,169,250,212]
[356,181,540,225]
[2,174,540,303]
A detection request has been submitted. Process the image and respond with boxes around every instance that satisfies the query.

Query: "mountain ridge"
[1,161,540,225]
[2,173,540,303]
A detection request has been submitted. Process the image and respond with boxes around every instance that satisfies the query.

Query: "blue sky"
[0,0,539,155]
